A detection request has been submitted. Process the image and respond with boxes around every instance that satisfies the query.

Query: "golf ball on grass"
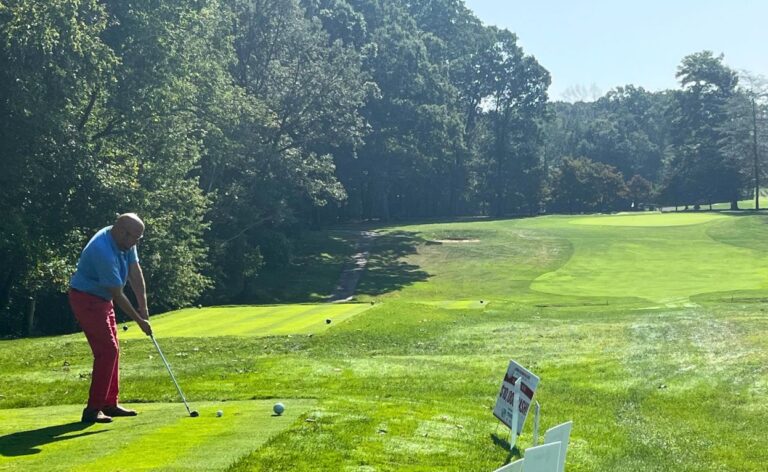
[216,410,223,417]
[273,402,285,415]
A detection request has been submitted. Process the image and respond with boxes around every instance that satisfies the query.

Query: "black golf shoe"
[102,405,138,417]
[81,408,113,423]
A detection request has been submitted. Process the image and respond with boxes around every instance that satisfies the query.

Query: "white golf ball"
[216,410,223,417]
[273,402,285,415]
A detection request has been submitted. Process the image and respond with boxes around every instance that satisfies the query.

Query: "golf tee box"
[493,360,540,435]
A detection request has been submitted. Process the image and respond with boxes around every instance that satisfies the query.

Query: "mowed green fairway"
[382,212,768,305]
[532,213,768,304]
[1,211,767,471]
[121,303,373,339]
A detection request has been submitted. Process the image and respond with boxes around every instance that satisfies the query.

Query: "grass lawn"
[120,303,373,339]
[530,214,768,303]
[0,400,314,471]
[1,212,767,470]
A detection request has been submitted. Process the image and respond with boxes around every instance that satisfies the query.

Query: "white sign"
[493,360,540,435]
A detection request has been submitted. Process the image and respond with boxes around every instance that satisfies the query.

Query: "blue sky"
[463,0,768,101]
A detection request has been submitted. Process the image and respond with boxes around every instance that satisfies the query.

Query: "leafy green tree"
[542,101,598,170]
[475,28,550,216]
[0,0,118,334]
[345,0,463,219]
[661,51,741,208]
[0,0,223,335]
[719,72,768,209]
[300,0,368,47]
[407,0,491,215]
[545,87,671,186]
[90,0,225,311]
[549,157,628,213]
[626,174,654,210]
[202,0,367,301]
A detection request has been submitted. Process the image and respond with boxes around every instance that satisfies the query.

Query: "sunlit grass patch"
[229,397,510,472]
[530,217,768,303]
[0,399,315,472]
[421,300,488,309]
[360,222,571,303]
[121,303,373,339]
[570,212,726,226]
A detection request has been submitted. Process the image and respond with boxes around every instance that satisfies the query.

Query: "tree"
[549,157,628,213]
[544,86,671,188]
[201,0,367,302]
[343,0,464,220]
[300,0,368,47]
[0,0,118,334]
[719,72,768,209]
[0,0,223,335]
[476,28,550,216]
[626,174,654,210]
[661,51,741,208]
[90,0,226,312]
[561,83,603,103]
[404,0,484,215]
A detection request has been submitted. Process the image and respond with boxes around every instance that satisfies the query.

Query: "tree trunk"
[0,261,20,312]
[753,98,760,210]
[449,151,462,217]
[25,295,36,337]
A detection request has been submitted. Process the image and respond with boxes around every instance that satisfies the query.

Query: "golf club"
[150,334,199,417]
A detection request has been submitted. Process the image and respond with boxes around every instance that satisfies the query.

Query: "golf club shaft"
[150,335,192,415]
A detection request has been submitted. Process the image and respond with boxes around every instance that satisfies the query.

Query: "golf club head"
[190,410,199,417]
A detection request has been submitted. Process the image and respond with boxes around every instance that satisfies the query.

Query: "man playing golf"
[69,213,153,423]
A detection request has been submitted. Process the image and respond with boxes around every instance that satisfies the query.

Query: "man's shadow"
[0,422,106,457]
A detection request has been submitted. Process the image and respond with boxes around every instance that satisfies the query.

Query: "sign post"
[493,360,540,449]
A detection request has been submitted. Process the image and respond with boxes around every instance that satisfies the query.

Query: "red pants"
[69,289,120,410]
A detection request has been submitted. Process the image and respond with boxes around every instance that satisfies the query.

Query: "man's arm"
[128,262,148,320]
[109,286,152,336]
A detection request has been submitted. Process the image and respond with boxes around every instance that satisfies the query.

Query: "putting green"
[570,212,726,227]
[532,216,768,303]
[0,400,314,471]
[121,303,373,339]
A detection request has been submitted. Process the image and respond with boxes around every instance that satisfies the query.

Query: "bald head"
[115,213,144,232]
[112,213,145,250]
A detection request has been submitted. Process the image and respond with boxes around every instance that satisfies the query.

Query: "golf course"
[1,211,767,471]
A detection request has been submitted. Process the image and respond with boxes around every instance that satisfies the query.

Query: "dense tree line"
[547,54,768,212]
[1,0,766,336]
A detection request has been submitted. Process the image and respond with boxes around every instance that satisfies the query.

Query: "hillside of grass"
[1,212,767,471]
[359,213,768,306]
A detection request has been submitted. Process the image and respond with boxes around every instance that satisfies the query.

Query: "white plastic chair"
[543,421,572,472]
[522,441,560,472]
[493,458,524,472]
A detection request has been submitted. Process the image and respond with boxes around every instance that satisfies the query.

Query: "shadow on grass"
[240,230,361,303]
[231,229,428,303]
[490,432,521,464]
[353,231,429,297]
[0,422,105,457]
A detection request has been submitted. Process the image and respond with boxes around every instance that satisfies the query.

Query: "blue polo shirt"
[70,226,139,301]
